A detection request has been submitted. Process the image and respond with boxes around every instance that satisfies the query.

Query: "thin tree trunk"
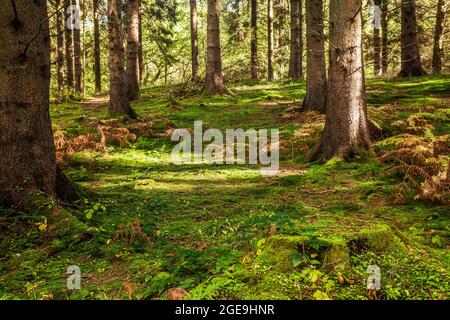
[56,0,65,92]
[289,0,302,79]
[310,0,371,161]
[138,0,143,84]
[299,0,303,78]
[250,0,258,79]
[268,0,274,81]
[126,0,140,101]
[381,0,388,76]
[190,0,199,82]
[93,0,101,94]
[432,0,445,74]
[0,0,54,206]
[205,0,225,94]
[64,0,74,90]
[302,0,326,113]
[72,0,82,93]
[398,0,426,77]
[373,0,381,77]
[108,0,134,116]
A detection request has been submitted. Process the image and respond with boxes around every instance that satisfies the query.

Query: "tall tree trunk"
[288,0,302,79]
[302,0,326,113]
[126,0,140,101]
[310,0,371,161]
[373,0,381,77]
[0,0,53,206]
[275,0,288,78]
[205,0,225,94]
[250,0,258,79]
[268,0,274,81]
[432,0,445,74]
[93,0,101,94]
[299,0,303,78]
[138,1,143,84]
[108,0,134,116]
[190,0,199,82]
[381,0,388,76]
[72,0,82,93]
[398,0,426,77]
[56,0,65,92]
[64,0,74,90]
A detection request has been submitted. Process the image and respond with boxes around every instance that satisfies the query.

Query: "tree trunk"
[432,0,445,74]
[310,0,371,161]
[373,0,381,77]
[381,0,388,76]
[268,0,274,81]
[126,0,140,101]
[108,0,134,116]
[190,0,199,82]
[205,0,225,95]
[72,0,82,93]
[93,0,101,94]
[0,0,60,207]
[299,0,303,78]
[250,0,258,79]
[56,0,65,92]
[138,1,143,84]
[302,0,326,113]
[64,0,74,90]
[288,0,302,79]
[398,0,426,77]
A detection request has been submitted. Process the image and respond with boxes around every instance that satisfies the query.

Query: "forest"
[0,0,449,301]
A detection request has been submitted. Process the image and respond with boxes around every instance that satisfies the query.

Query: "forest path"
[79,95,108,110]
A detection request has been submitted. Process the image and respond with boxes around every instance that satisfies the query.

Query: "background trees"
[42,0,447,96]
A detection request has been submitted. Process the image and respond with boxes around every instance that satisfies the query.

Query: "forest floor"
[0,76,449,300]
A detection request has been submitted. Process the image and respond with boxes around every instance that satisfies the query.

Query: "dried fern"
[380,134,449,204]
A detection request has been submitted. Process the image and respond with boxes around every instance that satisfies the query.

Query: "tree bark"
[0,0,55,207]
[72,0,82,93]
[302,0,326,113]
[108,0,134,116]
[268,0,274,81]
[381,0,388,76]
[373,0,381,77]
[288,0,302,79]
[56,0,65,92]
[250,0,258,79]
[310,0,371,161]
[126,0,140,101]
[93,0,101,94]
[398,0,426,77]
[64,0,74,90]
[138,0,143,84]
[205,0,225,95]
[190,0,199,82]
[432,0,445,74]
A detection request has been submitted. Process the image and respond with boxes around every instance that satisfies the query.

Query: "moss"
[355,224,406,253]
[255,236,308,273]
[322,245,351,273]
